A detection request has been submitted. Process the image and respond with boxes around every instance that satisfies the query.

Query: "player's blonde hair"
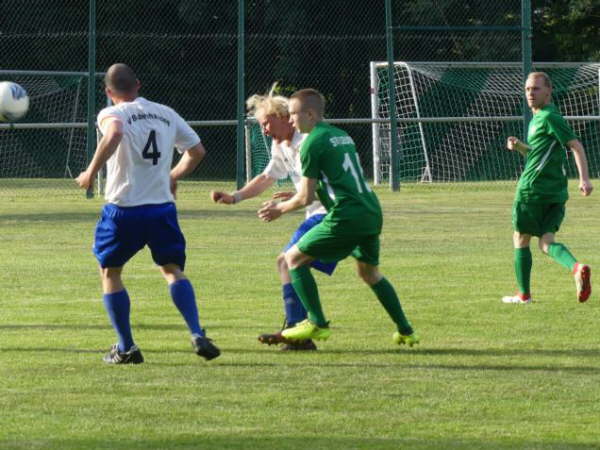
[527,72,553,89]
[246,83,289,118]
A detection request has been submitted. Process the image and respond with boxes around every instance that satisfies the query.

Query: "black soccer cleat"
[103,343,144,364]
[192,334,221,361]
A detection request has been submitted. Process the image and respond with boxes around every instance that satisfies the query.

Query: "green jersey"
[300,122,382,235]
[515,104,577,204]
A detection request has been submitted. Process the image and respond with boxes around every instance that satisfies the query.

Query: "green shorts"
[512,201,565,237]
[296,222,380,266]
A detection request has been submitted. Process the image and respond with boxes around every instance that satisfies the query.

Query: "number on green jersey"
[342,152,372,193]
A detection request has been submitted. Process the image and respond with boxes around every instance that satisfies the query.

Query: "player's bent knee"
[356,263,381,286]
[285,247,312,270]
[159,263,184,283]
[276,253,288,270]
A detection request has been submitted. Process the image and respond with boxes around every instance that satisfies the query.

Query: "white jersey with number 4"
[97,97,200,207]
[262,130,327,217]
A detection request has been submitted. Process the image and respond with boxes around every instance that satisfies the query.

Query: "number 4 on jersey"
[142,130,161,165]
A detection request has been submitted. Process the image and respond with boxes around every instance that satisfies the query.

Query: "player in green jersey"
[258,88,418,347]
[502,72,593,305]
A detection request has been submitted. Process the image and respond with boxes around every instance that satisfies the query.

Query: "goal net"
[0,71,94,194]
[370,62,600,185]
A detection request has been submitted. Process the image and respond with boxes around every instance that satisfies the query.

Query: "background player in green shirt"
[258,88,418,347]
[502,72,593,305]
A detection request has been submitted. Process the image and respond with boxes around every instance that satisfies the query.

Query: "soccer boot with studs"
[192,333,221,361]
[573,263,592,303]
[103,343,144,364]
[281,319,331,342]
[392,331,420,347]
[501,293,532,304]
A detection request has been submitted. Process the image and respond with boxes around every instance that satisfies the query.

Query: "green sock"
[289,265,328,327]
[514,247,532,296]
[548,242,577,271]
[371,277,413,335]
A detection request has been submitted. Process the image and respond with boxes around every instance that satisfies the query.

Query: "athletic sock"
[282,283,307,327]
[169,279,203,336]
[103,290,134,352]
[371,277,413,336]
[289,265,328,327]
[548,242,577,271]
[514,247,532,296]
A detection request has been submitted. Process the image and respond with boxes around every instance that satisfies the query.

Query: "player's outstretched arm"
[506,136,530,157]
[211,173,275,205]
[258,177,316,222]
[568,139,593,196]
[272,191,294,201]
[76,119,123,189]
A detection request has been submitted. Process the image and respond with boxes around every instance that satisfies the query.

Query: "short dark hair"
[527,72,552,89]
[104,63,138,93]
[290,88,325,117]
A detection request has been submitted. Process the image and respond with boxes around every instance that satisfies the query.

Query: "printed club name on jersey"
[329,136,355,147]
[128,112,171,126]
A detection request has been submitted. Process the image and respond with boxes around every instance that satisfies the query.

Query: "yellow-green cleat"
[393,331,420,347]
[281,319,331,342]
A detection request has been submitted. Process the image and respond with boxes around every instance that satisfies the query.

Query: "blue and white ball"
[0,81,29,122]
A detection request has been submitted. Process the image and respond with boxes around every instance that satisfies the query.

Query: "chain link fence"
[3,1,596,198]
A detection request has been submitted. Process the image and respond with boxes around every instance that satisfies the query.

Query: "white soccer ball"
[0,81,30,122]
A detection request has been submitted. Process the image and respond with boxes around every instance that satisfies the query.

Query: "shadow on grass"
[0,208,258,224]
[1,436,598,450]
[0,323,236,331]
[408,348,600,357]
[2,347,599,373]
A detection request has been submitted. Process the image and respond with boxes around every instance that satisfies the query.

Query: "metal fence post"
[86,0,97,198]
[385,0,400,191]
[236,0,246,189]
[521,0,532,140]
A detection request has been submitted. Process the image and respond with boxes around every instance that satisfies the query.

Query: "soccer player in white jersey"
[210,84,336,351]
[76,63,220,364]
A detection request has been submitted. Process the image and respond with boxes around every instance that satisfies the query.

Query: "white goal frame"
[370,61,600,185]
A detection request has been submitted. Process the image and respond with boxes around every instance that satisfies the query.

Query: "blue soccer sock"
[282,283,307,327]
[103,290,134,352]
[169,278,203,336]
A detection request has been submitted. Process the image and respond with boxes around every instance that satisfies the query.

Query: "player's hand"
[579,179,593,196]
[272,191,294,201]
[506,136,522,151]
[75,170,93,189]
[211,190,235,204]
[258,200,282,222]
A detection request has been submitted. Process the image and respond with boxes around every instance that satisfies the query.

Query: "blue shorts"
[93,202,186,269]
[285,214,337,276]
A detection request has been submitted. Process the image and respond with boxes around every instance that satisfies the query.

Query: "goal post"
[370,62,600,185]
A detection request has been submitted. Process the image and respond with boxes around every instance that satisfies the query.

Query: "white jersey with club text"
[97,97,200,207]
[262,130,327,217]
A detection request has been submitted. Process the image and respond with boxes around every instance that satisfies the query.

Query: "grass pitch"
[1,181,600,449]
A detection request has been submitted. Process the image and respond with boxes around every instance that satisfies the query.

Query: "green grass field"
[2,181,600,449]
